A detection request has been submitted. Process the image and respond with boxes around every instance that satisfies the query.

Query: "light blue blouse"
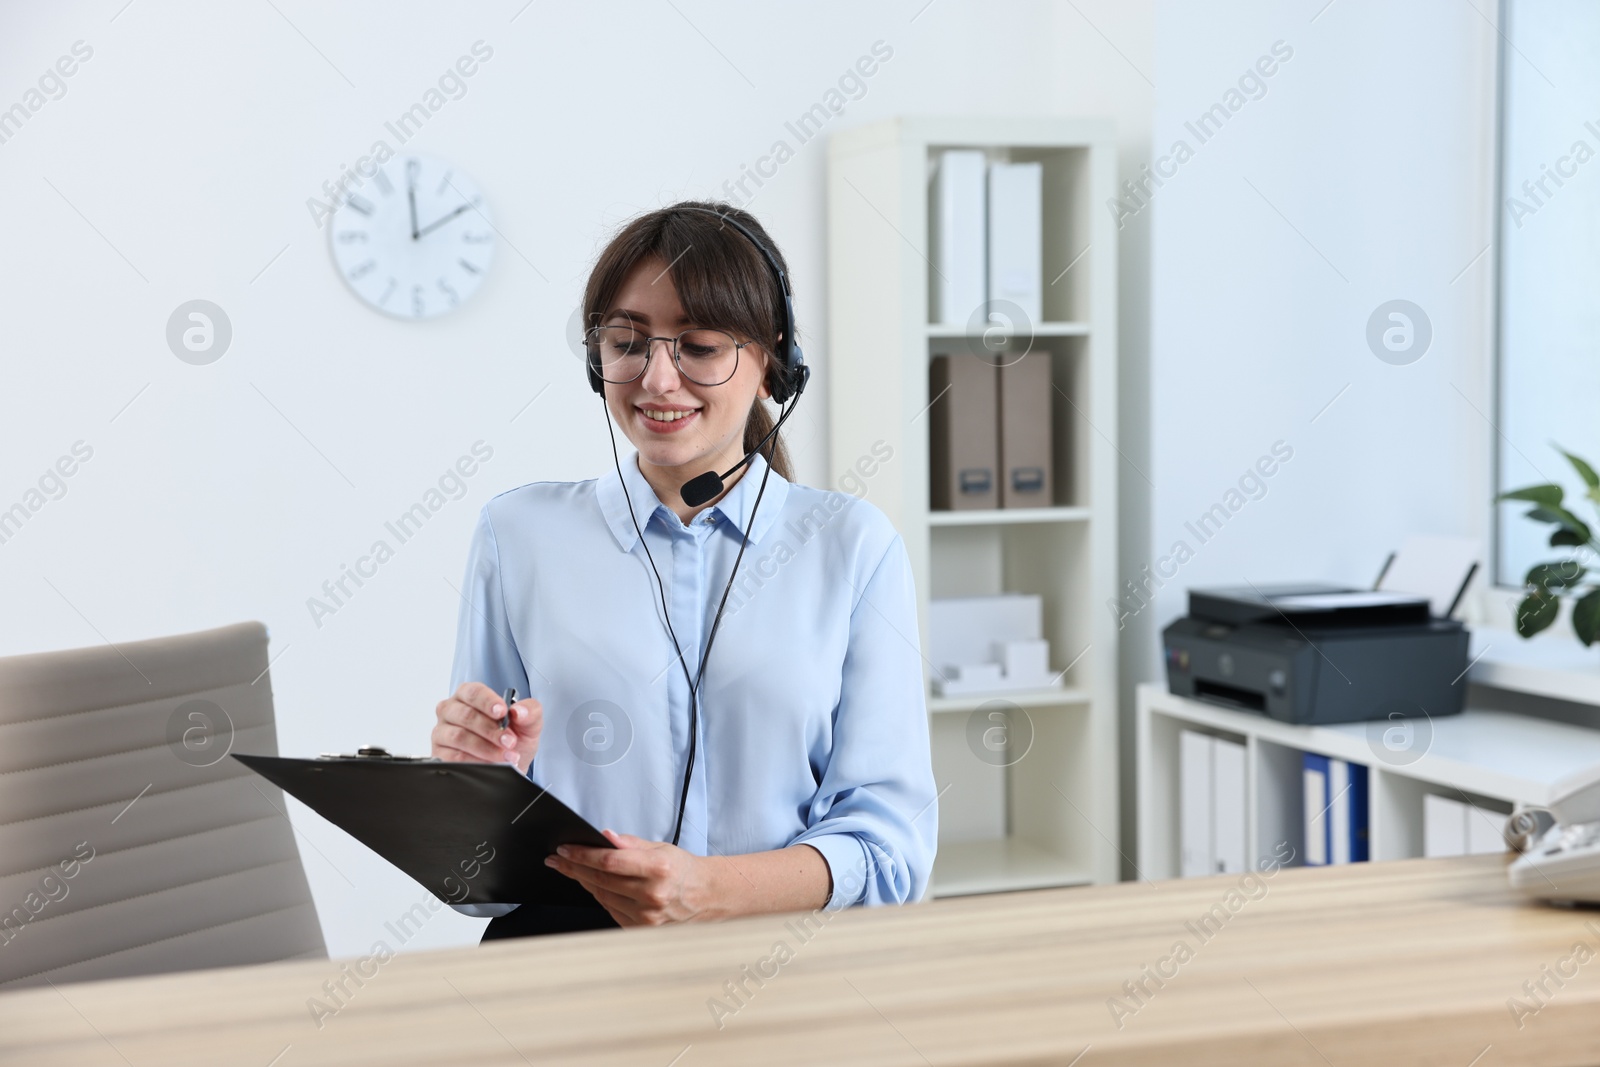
[447,450,937,918]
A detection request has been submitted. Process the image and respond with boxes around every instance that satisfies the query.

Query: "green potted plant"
[1499,448,1600,643]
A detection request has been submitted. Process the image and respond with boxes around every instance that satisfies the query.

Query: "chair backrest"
[0,621,326,990]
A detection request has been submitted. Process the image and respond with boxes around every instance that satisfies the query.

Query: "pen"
[499,687,516,733]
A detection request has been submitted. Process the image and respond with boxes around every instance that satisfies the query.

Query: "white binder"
[1466,807,1507,855]
[1330,759,1352,865]
[1304,757,1329,866]
[932,150,986,324]
[1213,737,1247,874]
[1180,730,1213,878]
[1424,794,1468,858]
[986,161,1043,324]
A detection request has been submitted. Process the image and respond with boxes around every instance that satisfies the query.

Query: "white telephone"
[1509,763,1600,904]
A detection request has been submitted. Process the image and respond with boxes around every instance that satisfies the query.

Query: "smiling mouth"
[639,407,699,423]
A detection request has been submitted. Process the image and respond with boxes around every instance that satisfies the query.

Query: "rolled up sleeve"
[792,534,938,907]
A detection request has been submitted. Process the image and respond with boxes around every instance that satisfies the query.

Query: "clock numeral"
[458,258,482,275]
[345,194,375,216]
[348,258,378,280]
[412,284,426,318]
[437,278,459,307]
[335,231,368,243]
[379,278,397,306]
[372,169,394,196]
[462,232,492,244]
[406,159,421,183]
[435,171,454,196]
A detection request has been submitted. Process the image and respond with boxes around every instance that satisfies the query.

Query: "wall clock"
[328,155,495,319]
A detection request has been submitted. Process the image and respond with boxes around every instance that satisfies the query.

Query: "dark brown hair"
[582,200,794,480]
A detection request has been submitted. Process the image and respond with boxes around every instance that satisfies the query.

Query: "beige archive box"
[928,353,998,510]
[999,351,1053,507]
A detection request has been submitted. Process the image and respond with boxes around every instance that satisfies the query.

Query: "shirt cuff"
[450,902,521,919]
[799,833,871,910]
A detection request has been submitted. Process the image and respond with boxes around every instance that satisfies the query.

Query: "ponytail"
[743,396,793,480]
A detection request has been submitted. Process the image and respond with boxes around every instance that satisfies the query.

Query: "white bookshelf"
[827,117,1120,896]
[1136,682,1600,879]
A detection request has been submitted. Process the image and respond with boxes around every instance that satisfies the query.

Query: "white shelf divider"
[927,506,1090,527]
[925,321,1090,339]
[927,686,1091,715]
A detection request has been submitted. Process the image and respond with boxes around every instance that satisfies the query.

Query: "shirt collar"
[597,450,790,552]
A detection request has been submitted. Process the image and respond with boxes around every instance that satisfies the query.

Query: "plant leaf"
[1515,591,1560,637]
[1560,449,1600,491]
[1499,484,1564,507]
[1526,506,1594,543]
[1575,589,1600,646]
[1551,528,1588,547]
[1527,562,1588,589]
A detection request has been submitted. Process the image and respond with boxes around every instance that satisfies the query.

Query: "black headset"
[585,206,809,403]
[587,204,806,847]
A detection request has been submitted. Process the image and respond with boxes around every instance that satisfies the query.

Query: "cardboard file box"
[929,353,999,510]
[999,352,1053,507]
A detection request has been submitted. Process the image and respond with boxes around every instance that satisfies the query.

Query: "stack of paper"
[929,594,1061,696]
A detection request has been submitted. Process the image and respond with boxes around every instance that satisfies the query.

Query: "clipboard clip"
[315,745,438,762]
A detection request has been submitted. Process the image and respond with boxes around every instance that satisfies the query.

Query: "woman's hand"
[546,830,720,926]
[431,682,541,775]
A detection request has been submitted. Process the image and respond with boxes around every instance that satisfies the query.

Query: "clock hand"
[415,201,476,239]
[408,178,419,241]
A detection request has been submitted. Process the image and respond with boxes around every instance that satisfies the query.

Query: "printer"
[1162,584,1470,725]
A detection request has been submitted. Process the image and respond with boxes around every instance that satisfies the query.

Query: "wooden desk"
[5,855,1600,1066]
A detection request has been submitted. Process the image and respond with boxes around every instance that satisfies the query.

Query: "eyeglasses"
[585,325,750,387]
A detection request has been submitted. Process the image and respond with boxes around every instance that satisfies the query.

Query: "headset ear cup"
[789,350,808,400]
[777,291,804,403]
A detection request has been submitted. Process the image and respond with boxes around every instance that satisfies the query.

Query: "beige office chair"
[0,621,326,990]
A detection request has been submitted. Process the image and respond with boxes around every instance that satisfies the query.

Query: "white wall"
[1,0,1153,957]
[1142,0,1499,678]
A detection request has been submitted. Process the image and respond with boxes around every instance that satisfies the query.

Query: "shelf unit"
[827,117,1119,897]
[1136,682,1600,879]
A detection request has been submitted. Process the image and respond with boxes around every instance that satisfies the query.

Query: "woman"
[432,201,937,938]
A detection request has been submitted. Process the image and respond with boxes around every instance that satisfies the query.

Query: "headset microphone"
[679,366,808,508]
[678,471,725,511]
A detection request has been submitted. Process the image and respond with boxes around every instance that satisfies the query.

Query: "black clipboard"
[234,753,612,908]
